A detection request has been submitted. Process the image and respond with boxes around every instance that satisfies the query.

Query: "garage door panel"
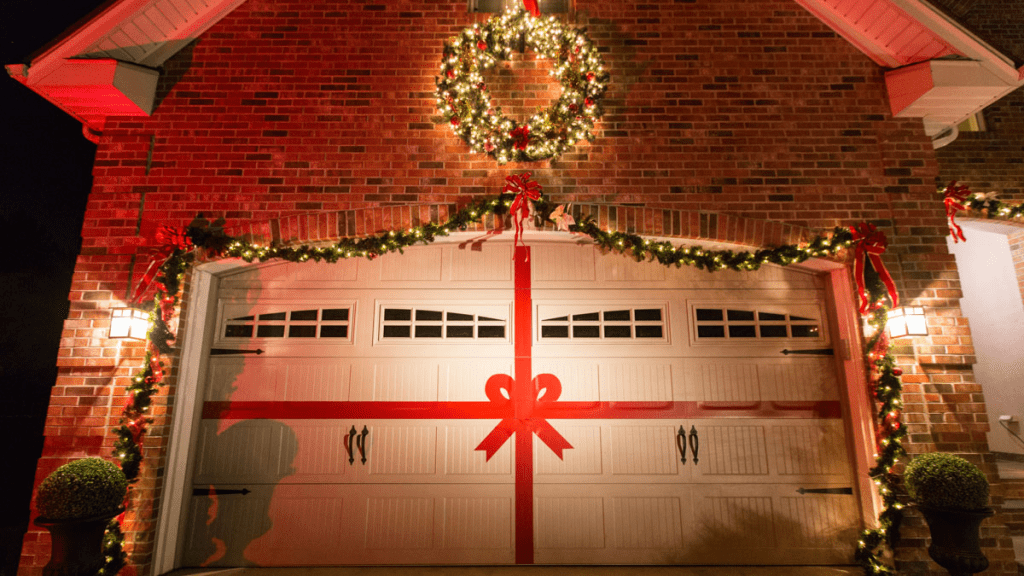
[609,424,681,476]
[535,424,603,477]
[193,420,303,484]
[351,362,439,401]
[684,359,761,402]
[442,496,514,549]
[758,359,839,401]
[601,361,675,403]
[770,421,853,480]
[532,359,599,402]
[364,424,437,477]
[534,496,606,549]
[205,358,352,402]
[442,359,514,401]
[444,423,514,478]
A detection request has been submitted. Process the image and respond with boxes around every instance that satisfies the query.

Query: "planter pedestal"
[34,510,121,576]
[918,505,994,576]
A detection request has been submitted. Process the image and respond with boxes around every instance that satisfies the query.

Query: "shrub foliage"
[36,458,128,520]
[905,452,989,511]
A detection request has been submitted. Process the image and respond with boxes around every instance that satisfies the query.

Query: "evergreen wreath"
[436,9,609,164]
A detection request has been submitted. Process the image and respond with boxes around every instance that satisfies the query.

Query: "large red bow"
[130,225,192,303]
[522,0,540,18]
[504,172,542,252]
[850,222,899,314]
[942,181,971,243]
[475,373,573,461]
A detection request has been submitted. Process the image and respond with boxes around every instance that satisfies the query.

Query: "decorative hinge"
[192,487,251,496]
[781,348,834,356]
[209,348,264,356]
[796,487,852,495]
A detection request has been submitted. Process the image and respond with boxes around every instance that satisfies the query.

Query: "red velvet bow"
[505,172,542,252]
[522,0,540,17]
[475,373,573,461]
[511,125,530,151]
[130,225,193,303]
[850,222,899,314]
[942,181,971,243]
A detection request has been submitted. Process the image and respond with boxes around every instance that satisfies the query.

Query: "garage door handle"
[345,425,356,464]
[688,426,699,465]
[356,425,369,464]
[676,426,687,463]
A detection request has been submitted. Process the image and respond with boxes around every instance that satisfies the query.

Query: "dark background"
[2,0,101,572]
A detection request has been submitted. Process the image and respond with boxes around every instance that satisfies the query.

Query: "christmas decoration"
[104,191,912,575]
[849,222,899,314]
[942,181,971,242]
[435,9,609,164]
[938,181,1024,221]
[504,172,542,249]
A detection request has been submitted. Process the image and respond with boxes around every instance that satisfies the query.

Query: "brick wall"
[18,0,1019,574]
[933,0,1024,201]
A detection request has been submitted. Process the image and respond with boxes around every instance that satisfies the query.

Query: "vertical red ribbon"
[850,222,899,314]
[522,0,540,17]
[942,181,971,243]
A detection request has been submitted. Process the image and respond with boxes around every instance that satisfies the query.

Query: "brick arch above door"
[222,204,826,253]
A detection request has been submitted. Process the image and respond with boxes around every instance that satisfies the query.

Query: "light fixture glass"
[110,308,150,340]
[887,306,927,338]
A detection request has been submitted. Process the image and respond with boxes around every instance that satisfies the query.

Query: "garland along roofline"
[105,192,925,575]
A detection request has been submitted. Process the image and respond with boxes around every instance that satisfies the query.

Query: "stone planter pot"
[34,509,122,576]
[918,505,994,576]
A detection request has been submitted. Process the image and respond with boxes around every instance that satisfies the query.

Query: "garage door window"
[694,307,820,340]
[378,306,508,340]
[223,307,352,340]
[539,306,666,340]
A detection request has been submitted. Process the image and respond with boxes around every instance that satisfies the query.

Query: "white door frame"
[152,232,876,573]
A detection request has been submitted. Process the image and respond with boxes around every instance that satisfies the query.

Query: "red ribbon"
[475,373,573,461]
[130,225,192,303]
[850,222,899,314]
[522,0,539,17]
[504,172,542,251]
[942,181,971,243]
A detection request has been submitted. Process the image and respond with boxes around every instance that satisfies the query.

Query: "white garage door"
[182,239,860,567]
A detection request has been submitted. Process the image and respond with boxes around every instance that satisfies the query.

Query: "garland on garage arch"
[101,183,907,576]
[940,180,1024,243]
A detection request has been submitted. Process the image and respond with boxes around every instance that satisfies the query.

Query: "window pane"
[447,325,474,338]
[289,325,316,338]
[727,310,755,321]
[478,325,505,338]
[259,312,286,321]
[384,309,411,321]
[257,325,285,337]
[696,309,723,321]
[416,310,443,321]
[603,310,630,321]
[790,315,813,321]
[573,312,600,321]
[543,316,568,322]
[416,325,443,338]
[322,308,349,321]
[604,325,631,338]
[634,309,661,321]
[447,312,474,321]
[791,325,820,338]
[573,325,600,338]
[759,325,787,338]
[477,323,505,336]
[290,310,318,321]
[383,325,410,338]
[230,315,254,321]
[697,325,725,338]
[636,326,663,338]
[729,325,756,338]
[759,312,786,321]
[321,325,348,338]
[478,315,502,322]
[224,325,253,338]
[542,326,569,338]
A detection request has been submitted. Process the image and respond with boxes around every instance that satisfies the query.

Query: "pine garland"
[103,191,905,575]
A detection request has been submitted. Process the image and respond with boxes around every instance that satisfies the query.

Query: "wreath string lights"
[436,9,609,164]
[103,189,912,575]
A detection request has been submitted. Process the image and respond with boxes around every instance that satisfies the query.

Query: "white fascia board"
[790,0,904,67]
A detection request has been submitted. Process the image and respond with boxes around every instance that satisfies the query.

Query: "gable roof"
[7,0,1023,142]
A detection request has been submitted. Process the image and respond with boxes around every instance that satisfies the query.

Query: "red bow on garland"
[522,0,540,17]
[942,181,971,243]
[130,225,193,303]
[504,172,542,252]
[850,222,899,314]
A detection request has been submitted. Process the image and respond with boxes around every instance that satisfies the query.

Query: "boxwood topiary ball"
[904,452,989,511]
[36,458,128,520]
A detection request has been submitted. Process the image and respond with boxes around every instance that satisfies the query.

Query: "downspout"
[931,124,959,149]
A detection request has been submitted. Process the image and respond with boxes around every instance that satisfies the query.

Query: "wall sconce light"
[887,306,927,338]
[109,307,151,340]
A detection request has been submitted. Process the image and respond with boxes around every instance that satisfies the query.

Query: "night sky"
[2,0,103,569]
